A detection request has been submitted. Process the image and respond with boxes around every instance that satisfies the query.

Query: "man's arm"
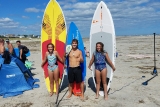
[63,53,68,62]
[20,49,23,59]
[79,50,84,63]
[9,44,13,54]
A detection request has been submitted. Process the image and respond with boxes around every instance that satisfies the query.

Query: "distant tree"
[24,35,28,38]
[31,34,34,38]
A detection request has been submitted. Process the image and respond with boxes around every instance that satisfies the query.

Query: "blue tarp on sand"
[0,55,39,98]
[6,48,31,57]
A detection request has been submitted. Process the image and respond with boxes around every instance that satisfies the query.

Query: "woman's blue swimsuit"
[47,54,58,71]
[94,51,107,71]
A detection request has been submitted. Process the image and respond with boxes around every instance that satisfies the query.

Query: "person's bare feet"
[55,92,58,95]
[66,94,72,98]
[104,95,108,100]
[80,95,84,101]
[95,94,99,99]
[50,92,53,97]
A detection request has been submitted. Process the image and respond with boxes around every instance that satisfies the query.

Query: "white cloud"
[59,0,78,5]
[0,17,19,28]
[73,2,98,9]
[149,2,160,9]
[62,2,99,22]
[17,24,41,34]
[23,24,41,31]
[0,23,4,25]
[22,16,29,19]
[0,17,41,35]
[58,0,160,36]
[20,26,27,29]
[0,17,12,22]
[124,0,149,6]
[25,7,42,12]
[64,9,94,18]
[2,25,17,28]
[62,2,98,10]
[37,16,41,18]
[2,0,159,36]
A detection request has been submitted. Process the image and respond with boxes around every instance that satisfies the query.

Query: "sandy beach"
[0,36,160,107]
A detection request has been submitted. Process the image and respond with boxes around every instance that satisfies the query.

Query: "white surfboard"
[90,1,116,96]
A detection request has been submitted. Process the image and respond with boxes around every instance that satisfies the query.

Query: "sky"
[0,0,160,37]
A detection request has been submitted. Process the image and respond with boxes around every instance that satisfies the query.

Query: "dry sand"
[0,36,160,107]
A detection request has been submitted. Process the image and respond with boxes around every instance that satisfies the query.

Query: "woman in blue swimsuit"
[88,42,115,100]
[41,43,64,96]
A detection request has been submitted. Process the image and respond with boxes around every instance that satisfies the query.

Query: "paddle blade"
[66,45,72,55]
[142,81,148,85]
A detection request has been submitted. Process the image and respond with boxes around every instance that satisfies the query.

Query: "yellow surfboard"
[41,0,67,93]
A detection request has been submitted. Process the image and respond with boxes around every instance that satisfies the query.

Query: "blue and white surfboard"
[66,22,86,95]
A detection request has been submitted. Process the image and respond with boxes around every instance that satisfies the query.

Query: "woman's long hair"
[96,42,104,53]
[47,43,54,54]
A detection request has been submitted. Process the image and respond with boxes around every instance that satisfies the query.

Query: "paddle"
[142,73,158,85]
[152,33,157,75]
[65,45,72,56]
[142,33,158,85]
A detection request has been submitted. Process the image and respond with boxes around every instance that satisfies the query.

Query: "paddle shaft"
[154,33,156,68]
[145,74,157,83]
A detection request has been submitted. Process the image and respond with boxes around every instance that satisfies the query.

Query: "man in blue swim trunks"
[65,39,84,100]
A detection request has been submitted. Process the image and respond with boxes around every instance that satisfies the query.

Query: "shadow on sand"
[88,77,96,93]
[60,75,69,92]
